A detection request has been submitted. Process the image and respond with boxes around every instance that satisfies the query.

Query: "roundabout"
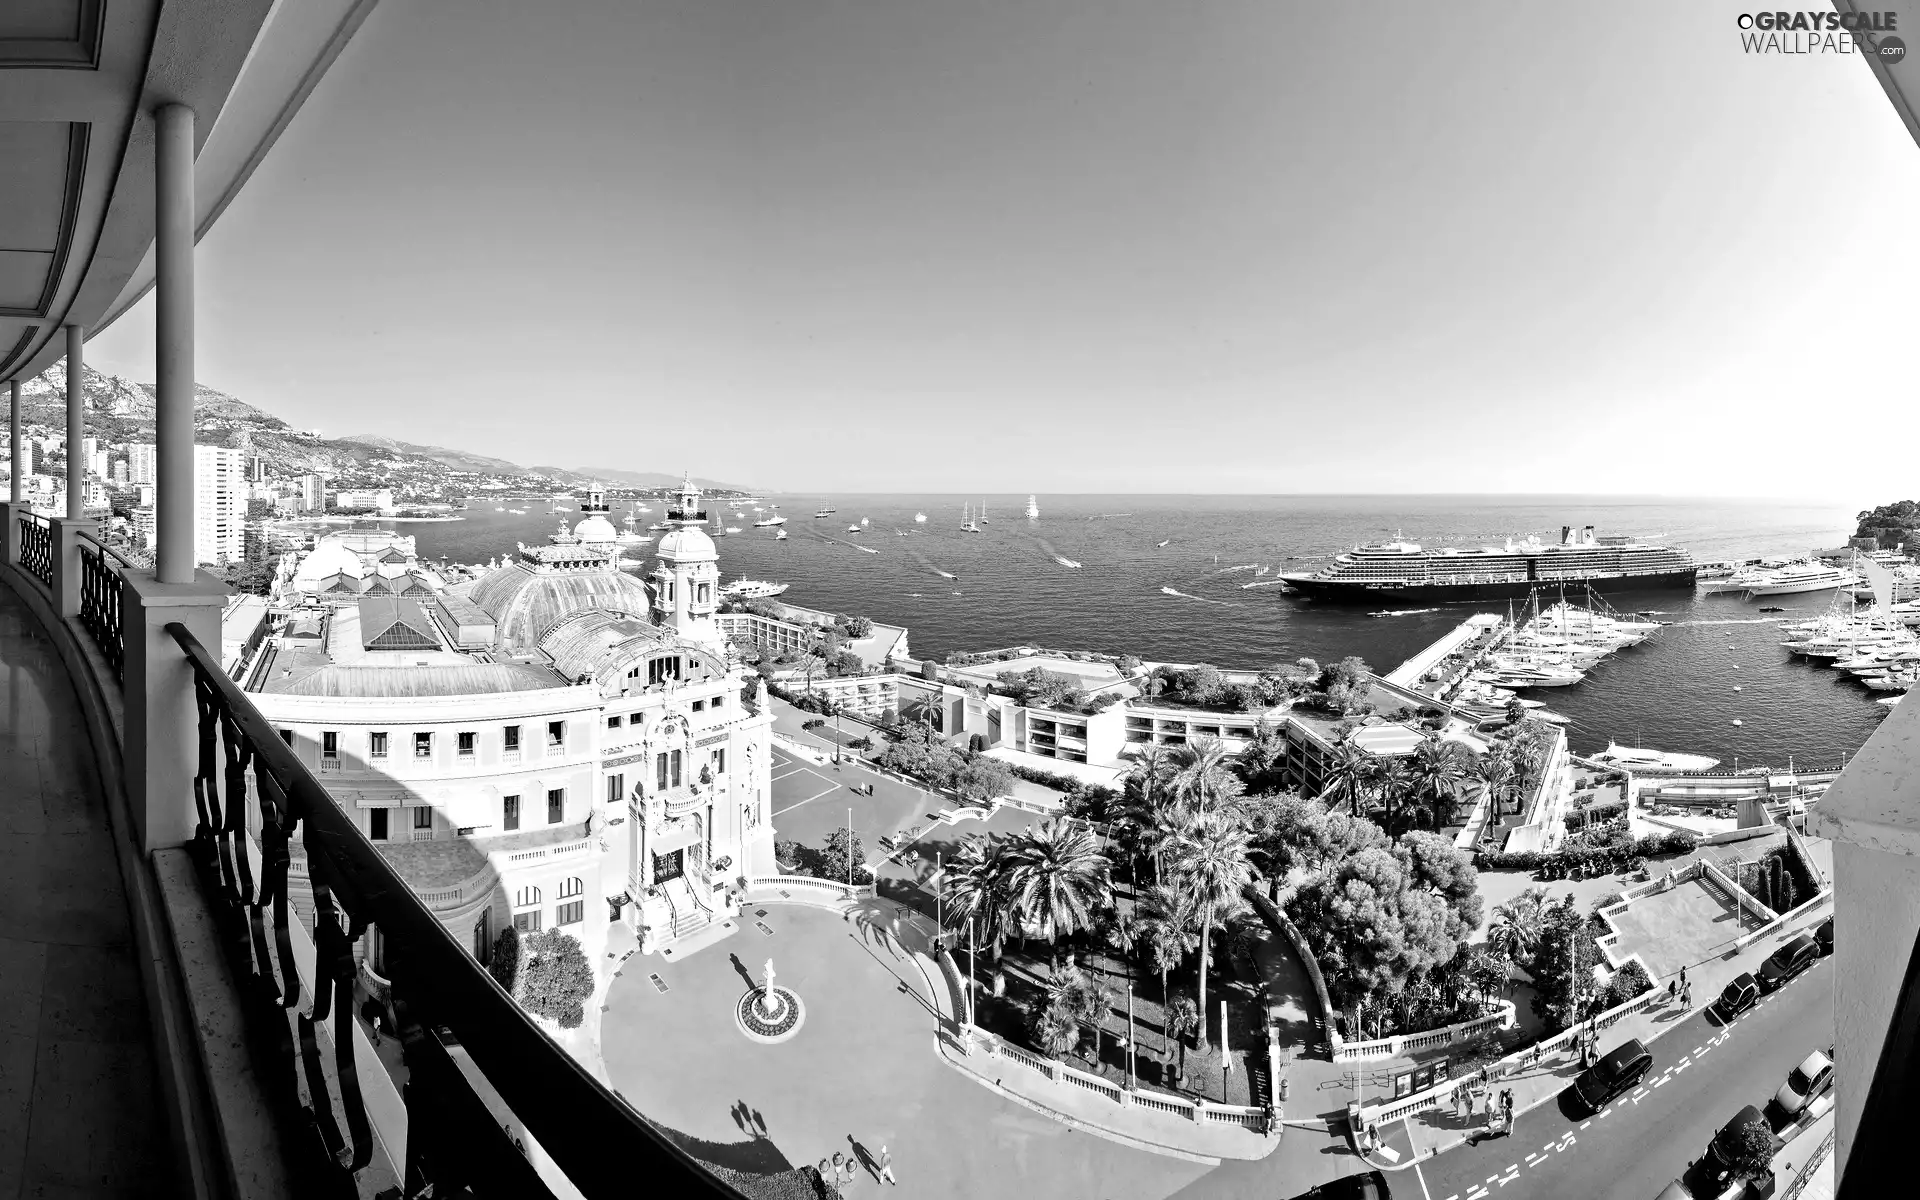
[736,983,806,1042]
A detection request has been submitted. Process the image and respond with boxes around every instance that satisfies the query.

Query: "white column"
[65,325,84,518]
[8,379,20,503]
[155,103,196,584]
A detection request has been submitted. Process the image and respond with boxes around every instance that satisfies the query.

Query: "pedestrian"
[1682,981,1693,1008]
[1504,1089,1514,1122]
[1679,966,1688,992]
[1455,1084,1469,1120]
[1668,977,1678,1001]
[879,1145,896,1186]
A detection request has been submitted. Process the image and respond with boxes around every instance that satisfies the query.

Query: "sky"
[86,1,1920,497]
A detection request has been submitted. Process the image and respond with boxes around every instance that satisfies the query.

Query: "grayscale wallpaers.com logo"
[1737,11,1905,62]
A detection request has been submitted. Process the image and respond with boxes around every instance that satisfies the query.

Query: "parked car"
[1814,917,1833,956]
[1704,1105,1781,1187]
[1569,1038,1654,1114]
[1756,935,1820,993]
[1764,1049,1836,1134]
[1716,973,1759,1020]
[1291,1169,1391,1200]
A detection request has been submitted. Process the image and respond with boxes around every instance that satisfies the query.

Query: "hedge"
[1480,830,1698,872]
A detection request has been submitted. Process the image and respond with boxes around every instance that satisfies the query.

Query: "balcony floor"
[0,584,174,1197]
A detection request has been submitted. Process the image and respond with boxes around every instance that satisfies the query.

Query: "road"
[1414,958,1832,1200]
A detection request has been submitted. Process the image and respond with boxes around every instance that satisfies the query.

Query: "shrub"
[1600,960,1653,1010]
[969,733,989,753]
[489,927,521,993]
[517,929,595,1029]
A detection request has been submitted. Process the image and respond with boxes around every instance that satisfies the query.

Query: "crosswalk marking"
[1527,1154,1546,1167]
[1580,1121,1592,1129]
[1557,1133,1576,1152]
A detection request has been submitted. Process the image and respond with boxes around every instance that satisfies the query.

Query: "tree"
[1169,813,1254,1048]
[1129,883,1199,1052]
[998,817,1113,974]
[1600,960,1653,1010]
[516,929,595,1029]
[1528,896,1601,1031]
[1118,747,1179,879]
[1242,792,1332,881]
[996,666,1086,710]
[1323,742,1378,817]
[1717,1111,1778,1184]
[844,614,874,638]
[488,927,521,992]
[815,827,872,886]
[1408,737,1472,833]
[1234,719,1290,795]
[1164,995,1200,1079]
[1030,998,1079,1060]
[1473,752,1516,831]
[1504,697,1528,726]
[955,755,1015,805]
[1050,967,1114,1065]
[1290,846,1460,1025]
[1170,736,1240,814]
[1393,830,1484,934]
[1376,759,1414,834]
[1114,655,1143,677]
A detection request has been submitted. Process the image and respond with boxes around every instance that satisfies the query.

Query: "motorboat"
[815,506,836,518]
[775,530,788,540]
[1743,562,1862,597]
[615,512,652,545]
[753,515,787,527]
[721,577,790,600]
[1588,742,1720,772]
[846,524,862,534]
[726,525,742,534]
[914,512,927,523]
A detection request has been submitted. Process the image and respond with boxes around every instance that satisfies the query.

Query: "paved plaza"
[1602,878,1753,980]
[769,744,950,855]
[600,904,1213,1199]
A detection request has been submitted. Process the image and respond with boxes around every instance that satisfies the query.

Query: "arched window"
[559,877,584,900]
[514,885,541,908]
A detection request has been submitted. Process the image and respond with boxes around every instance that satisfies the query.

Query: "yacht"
[721,576,790,600]
[846,524,862,534]
[493,506,504,512]
[1588,743,1720,772]
[615,511,652,545]
[815,506,837,518]
[648,520,672,531]
[980,501,990,525]
[726,525,742,534]
[1743,561,1861,597]
[914,511,927,523]
[960,501,982,533]
[775,529,788,540]
[753,514,787,527]
[1026,495,1040,519]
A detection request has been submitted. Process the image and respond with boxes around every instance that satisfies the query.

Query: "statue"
[761,958,778,1014]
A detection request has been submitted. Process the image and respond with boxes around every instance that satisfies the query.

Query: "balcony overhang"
[1813,689,1920,858]
[1839,0,1920,147]
[0,0,378,385]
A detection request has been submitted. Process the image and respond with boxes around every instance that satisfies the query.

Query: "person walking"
[1668,977,1679,1002]
[1455,1084,1469,1120]
[878,1145,896,1186]
[1682,981,1693,1008]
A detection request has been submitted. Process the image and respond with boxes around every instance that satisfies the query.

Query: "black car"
[1293,1169,1391,1200]
[1569,1038,1653,1114]
[1716,972,1760,1019]
[1705,1104,1780,1184]
[1815,917,1834,955]
[1756,934,1819,993]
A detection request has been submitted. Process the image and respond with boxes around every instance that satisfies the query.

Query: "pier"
[1384,613,1506,688]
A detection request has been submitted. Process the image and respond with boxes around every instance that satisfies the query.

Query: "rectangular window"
[547,720,565,748]
[370,731,388,759]
[279,729,293,746]
[321,731,338,760]
[692,699,706,713]
[557,900,583,926]
[607,714,623,730]
[503,795,520,831]
[370,809,388,841]
[458,731,476,757]
[607,773,623,806]
[656,751,668,791]
[711,694,725,712]
[716,748,727,775]
[648,656,682,686]
[547,788,564,824]
[413,806,432,830]
[503,725,521,752]
[670,749,682,788]
[514,911,542,933]
[413,732,432,759]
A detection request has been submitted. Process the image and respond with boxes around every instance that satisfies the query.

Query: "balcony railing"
[77,535,126,680]
[167,621,741,1198]
[19,512,52,588]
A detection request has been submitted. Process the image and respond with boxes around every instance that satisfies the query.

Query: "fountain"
[736,955,806,1043]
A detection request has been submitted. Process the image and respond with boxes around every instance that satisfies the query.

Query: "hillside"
[1856,501,1920,549]
[539,466,750,491]
[15,363,756,492]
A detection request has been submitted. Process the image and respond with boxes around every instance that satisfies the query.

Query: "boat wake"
[1369,608,1441,617]
[907,549,957,580]
[1160,586,1237,607]
[1023,532,1083,569]
[1215,563,1260,574]
[1668,618,1783,627]
[1053,556,1082,569]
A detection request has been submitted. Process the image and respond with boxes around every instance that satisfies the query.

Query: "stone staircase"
[665,877,709,939]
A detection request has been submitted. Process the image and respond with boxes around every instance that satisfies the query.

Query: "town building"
[244,478,774,970]
[299,473,325,512]
[194,444,244,564]
[334,487,395,512]
[129,441,156,484]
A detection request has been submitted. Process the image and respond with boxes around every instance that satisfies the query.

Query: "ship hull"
[1281,567,1698,603]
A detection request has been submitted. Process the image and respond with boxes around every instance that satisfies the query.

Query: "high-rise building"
[129,442,157,484]
[298,474,324,512]
[193,444,244,564]
[81,436,98,467]
[129,507,156,551]
[89,450,108,477]
[112,459,128,485]
[247,455,266,483]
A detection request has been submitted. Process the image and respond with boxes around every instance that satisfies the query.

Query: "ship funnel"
[1560,525,1571,546]
[1584,525,1596,545]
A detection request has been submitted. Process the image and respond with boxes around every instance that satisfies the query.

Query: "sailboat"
[616,510,651,545]
[1026,495,1039,520]
[980,500,990,525]
[960,502,981,534]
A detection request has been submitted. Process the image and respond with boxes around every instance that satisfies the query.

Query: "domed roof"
[571,514,620,544]
[294,538,365,583]
[470,561,653,651]
[656,525,717,562]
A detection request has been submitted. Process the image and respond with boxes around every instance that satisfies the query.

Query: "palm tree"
[1129,883,1200,1056]
[1323,741,1377,817]
[1376,758,1414,834]
[1119,747,1178,879]
[1169,813,1255,1049]
[1485,887,1548,988]
[942,832,1010,994]
[998,817,1113,976]
[1409,737,1471,833]
[1473,752,1516,833]
[1164,994,1200,1081]
[1171,736,1237,814]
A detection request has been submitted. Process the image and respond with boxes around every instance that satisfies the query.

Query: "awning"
[649,818,702,855]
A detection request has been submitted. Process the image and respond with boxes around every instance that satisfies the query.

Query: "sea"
[356,494,1878,771]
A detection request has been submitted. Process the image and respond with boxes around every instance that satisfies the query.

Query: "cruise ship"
[1742,561,1861,597]
[1280,526,1696,602]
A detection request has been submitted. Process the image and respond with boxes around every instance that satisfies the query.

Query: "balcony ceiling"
[1839,0,1920,148]
[0,0,378,387]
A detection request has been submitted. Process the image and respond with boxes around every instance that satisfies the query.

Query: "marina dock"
[1384,613,1506,688]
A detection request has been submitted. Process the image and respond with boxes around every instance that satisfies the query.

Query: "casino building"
[243,477,775,969]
